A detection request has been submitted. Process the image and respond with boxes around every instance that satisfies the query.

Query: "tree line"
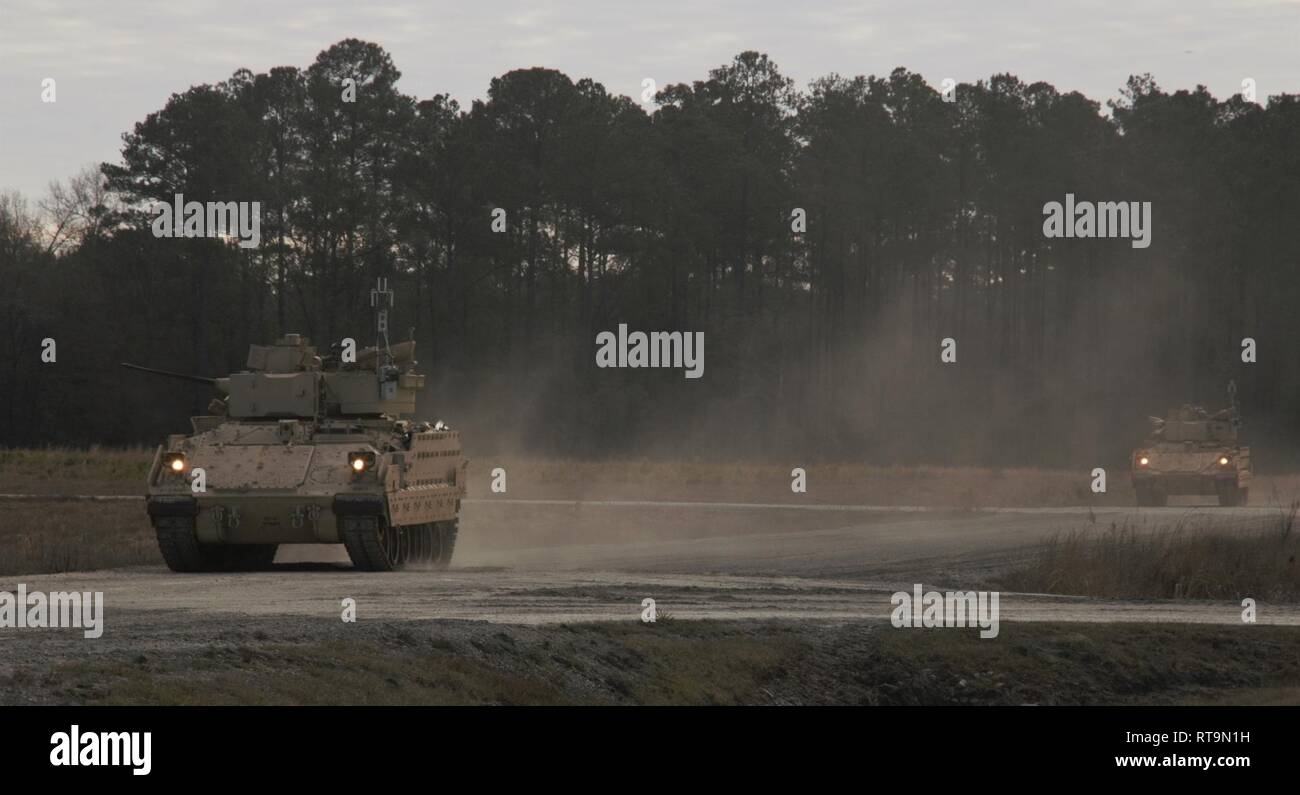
[3,39,1298,467]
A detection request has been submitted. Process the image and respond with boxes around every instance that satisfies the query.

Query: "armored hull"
[132,280,466,571]
[1131,399,1250,507]
[147,419,465,570]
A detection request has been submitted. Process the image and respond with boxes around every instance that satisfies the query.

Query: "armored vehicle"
[126,279,466,571]
[1131,384,1250,507]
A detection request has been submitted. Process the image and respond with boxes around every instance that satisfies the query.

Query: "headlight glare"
[348,451,376,476]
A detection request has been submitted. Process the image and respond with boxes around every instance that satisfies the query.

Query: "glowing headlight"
[1138,456,1149,466]
[1219,456,1230,466]
[163,452,187,474]
[348,451,376,475]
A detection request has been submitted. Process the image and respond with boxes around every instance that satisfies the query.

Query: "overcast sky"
[1,0,1297,201]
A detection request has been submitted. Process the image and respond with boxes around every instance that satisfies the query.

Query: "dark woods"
[3,40,1298,466]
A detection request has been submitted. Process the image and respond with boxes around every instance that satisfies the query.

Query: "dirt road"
[2,499,1291,627]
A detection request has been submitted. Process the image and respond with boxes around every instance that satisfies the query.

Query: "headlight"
[1219,456,1230,466]
[163,452,187,474]
[1138,456,1149,466]
[348,451,376,476]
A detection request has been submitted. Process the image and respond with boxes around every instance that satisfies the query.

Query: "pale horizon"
[1,0,1297,201]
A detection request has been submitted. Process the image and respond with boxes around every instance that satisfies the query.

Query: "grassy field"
[0,500,156,576]
[999,505,1300,601]
[9,617,1300,706]
[0,447,154,495]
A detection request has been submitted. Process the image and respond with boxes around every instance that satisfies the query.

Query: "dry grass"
[0,446,153,495]
[0,500,158,576]
[478,457,1117,505]
[55,640,574,706]
[1000,504,1300,601]
[0,448,158,574]
[17,619,1300,706]
[474,456,1300,507]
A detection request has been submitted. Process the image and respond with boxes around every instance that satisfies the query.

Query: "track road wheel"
[154,516,233,572]
[1135,485,1152,507]
[342,516,458,571]
[1217,483,1242,507]
[432,520,458,570]
[1135,485,1166,507]
[343,515,401,571]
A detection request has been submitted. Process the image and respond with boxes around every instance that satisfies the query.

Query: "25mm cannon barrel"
[120,362,217,386]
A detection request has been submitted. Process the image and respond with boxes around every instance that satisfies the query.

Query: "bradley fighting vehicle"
[1131,383,1251,507]
[125,278,466,572]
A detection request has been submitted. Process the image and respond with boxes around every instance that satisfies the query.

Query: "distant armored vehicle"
[126,278,466,571]
[1131,384,1250,507]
